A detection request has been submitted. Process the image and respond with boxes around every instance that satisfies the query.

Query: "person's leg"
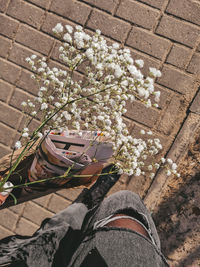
[69,190,169,267]
[88,190,161,249]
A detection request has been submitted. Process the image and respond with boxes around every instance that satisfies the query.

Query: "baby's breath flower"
[135,59,144,68]
[112,43,120,49]
[114,65,123,78]
[148,165,153,171]
[31,111,37,116]
[154,91,160,102]
[31,54,37,60]
[171,163,177,170]
[25,57,31,63]
[52,23,63,34]
[149,173,155,179]
[21,101,27,107]
[49,96,54,101]
[21,23,168,177]
[75,25,83,31]
[117,168,123,175]
[166,170,171,176]
[37,132,43,138]
[161,157,166,163]
[135,168,141,176]
[15,141,22,150]
[155,163,160,169]
[54,102,62,108]
[65,25,73,33]
[41,103,48,110]
[63,33,72,43]
[96,29,101,35]
[145,99,152,108]
[63,111,71,120]
[167,158,173,164]
[147,130,153,135]
[22,132,29,138]
[149,67,161,78]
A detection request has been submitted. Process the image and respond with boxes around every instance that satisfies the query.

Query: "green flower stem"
[1,139,37,187]
[1,171,118,192]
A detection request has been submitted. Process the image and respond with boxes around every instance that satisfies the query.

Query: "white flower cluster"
[17,23,179,177]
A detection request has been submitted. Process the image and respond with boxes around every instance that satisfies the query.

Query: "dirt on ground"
[153,135,200,266]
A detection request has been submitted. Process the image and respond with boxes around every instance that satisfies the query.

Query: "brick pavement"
[0,0,199,264]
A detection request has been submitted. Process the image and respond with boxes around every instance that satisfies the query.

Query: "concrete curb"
[144,88,200,210]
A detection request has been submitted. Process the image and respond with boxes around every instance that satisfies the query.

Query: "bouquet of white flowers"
[0,24,179,205]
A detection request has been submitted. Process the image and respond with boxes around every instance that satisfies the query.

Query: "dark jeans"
[0,191,169,267]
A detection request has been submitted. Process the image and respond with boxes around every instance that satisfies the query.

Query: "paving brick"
[0,123,16,146]
[87,9,130,42]
[190,90,200,114]
[0,36,12,58]
[26,0,51,9]
[50,0,91,25]
[157,65,195,94]
[130,49,160,77]
[0,143,12,158]
[9,43,40,71]
[166,44,191,69]
[125,101,160,127]
[126,173,149,197]
[33,194,52,208]
[0,58,21,84]
[0,208,18,231]
[7,0,44,28]
[9,203,25,214]
[15,217,38,235]
[82,0,118,13]
[56,188,82,201]
[16,69,39,96]
[9,88,35,111]
[157,95,183,136]
[16,24,54,55]
[116,0,160,30]
[137,0,164,9]
[156,15,200,48]
[166,0,200,26]
[47,193,71,213]
[23,201,53,225]
[187,52,200,74]
[126,27,171,60]
[109,180,126,195]
[0,13,19,39]
[0,0,9,12]
[0,79,13,102]
[0,102,22,128]
[0,225,14,239]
